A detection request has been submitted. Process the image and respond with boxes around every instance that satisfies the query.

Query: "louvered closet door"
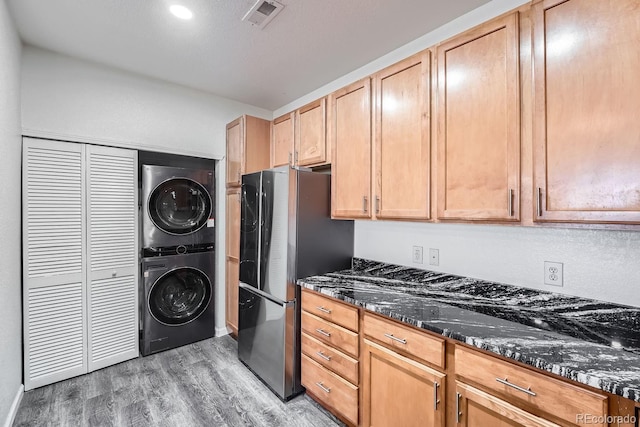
[23,138,87,390]
[86,145,139,371]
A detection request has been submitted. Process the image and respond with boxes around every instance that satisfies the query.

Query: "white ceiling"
[7,0,491,110]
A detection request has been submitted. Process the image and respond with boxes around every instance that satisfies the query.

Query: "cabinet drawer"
[302,353,358,425]
[363,312,445,369]
[301,290,359,332]
[301,311,359,357]
[455,347,608,426]
[302,332,359,385]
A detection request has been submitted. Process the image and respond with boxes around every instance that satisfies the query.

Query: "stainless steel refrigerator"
[237,166,353,400]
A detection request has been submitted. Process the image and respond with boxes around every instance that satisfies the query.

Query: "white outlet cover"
[429,248,439,266]
[544,261,563,287]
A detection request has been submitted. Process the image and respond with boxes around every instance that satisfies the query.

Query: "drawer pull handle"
[433,381,440,410]
[496,378,537,396]
[315,328,331,337]
[315,382,331,393]
[384,333,407,344]
[456,392,462,423]
[316,306,332,314]
[316,351,332,361]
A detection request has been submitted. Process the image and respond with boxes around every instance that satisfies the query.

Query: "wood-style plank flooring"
[14,335,342,427]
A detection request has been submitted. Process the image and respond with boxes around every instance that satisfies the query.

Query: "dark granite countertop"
[297,258,640,402]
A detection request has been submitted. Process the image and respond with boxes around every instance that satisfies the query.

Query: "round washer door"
[148,267,212,326]
[149,178,212,235]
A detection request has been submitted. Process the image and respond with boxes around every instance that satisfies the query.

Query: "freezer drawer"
[237,284,301,400]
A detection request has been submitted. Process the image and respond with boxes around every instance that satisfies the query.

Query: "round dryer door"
[148,178,212,235]
[148,267,212,326]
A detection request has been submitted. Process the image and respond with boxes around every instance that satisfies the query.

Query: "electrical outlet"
[429,248,439,266]
[412,246,423,264]
[544,261,563,286]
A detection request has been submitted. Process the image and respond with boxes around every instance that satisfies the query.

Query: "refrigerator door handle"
[239,282,294,307]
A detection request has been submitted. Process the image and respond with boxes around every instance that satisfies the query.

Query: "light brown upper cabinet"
[271,112,294,168]
[295,97,329,167]
[373,52,431,220]
[226,115,270,187]
[437,13,520,221]
[330,78,373,219]
[533,0,640,223]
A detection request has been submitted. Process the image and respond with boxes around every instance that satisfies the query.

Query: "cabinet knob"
[363,196,368,213]
[112,271,117,277]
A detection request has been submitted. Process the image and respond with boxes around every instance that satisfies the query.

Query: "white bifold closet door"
[23,138,87,390]
[23,138,138,390]
[86,144,138,372]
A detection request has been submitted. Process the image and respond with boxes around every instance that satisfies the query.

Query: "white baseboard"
[3,384,24,427]
[215,326,230,337]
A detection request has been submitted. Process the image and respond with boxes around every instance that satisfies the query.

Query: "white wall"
[0,0,24,424]
[21,46,271,158]
[356,221,640,308]
[21,46,272,336]
[274,0,529,117]
[275,0,640,309]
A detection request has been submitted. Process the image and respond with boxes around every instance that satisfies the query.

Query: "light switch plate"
[412,246,423,264]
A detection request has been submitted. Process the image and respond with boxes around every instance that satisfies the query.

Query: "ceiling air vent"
[242,0,284,29]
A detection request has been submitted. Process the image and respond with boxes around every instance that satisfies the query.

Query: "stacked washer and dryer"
[140,165,216,356]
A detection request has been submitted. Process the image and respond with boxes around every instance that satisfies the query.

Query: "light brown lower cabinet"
[301,289,360,425]
[301,354,359,425]
[455,381,559,427]
[225,257,239,335]
[362,339,445,427]
[301,291,639,427]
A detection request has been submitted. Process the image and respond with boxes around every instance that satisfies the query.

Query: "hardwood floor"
[14,335,342,427]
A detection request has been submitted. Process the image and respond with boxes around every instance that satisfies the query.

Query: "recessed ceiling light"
[170,5,193,20]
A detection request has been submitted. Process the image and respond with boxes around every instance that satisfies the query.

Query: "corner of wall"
[3,385,24,427]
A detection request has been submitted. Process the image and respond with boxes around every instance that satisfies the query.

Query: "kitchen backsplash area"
[355,220,640,308]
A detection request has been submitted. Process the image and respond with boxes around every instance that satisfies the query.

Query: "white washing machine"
[142,165,215,248]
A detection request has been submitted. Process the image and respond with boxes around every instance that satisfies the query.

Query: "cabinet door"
[86,145,139,372]
[271,112,294,168]
[362,339,445,427]
[374,52,431,220]
[296,98,328,166]
[226,187,241,259]
[455,382,560,427]
[330,78,372,219]
[533,0,640,223]
[226,258,239,335]
[22,138,87,390]
[226,117,244,187]
[244,116,271,174]
[437,13,520,221]
[225,187,241,335]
